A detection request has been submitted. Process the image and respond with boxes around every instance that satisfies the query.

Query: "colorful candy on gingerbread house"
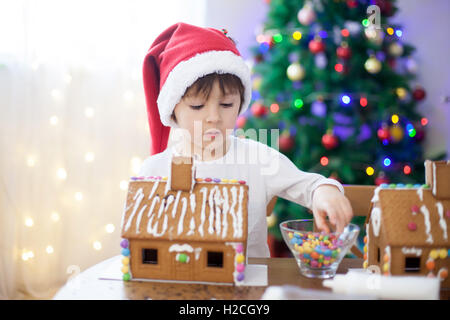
[119,155,249,285]
[364,160,450,288]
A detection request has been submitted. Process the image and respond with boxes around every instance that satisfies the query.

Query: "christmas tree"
[238,0,444,255]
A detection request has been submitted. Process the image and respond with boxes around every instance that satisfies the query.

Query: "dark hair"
[171,73,245,123]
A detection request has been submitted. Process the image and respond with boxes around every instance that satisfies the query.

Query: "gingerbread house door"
[170,251,194,281]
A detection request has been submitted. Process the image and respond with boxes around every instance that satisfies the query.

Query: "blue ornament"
[121,248,130,257]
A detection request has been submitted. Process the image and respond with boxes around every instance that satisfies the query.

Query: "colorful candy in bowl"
[280,219,360,279]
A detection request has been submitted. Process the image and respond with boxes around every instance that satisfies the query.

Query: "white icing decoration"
[208,186,218,235]
[187,217,195,236]
[432,162,437,196]
[435,202,447,240]
[124,188,144,232]
[237,186,244,238]
[229,187,238,238]
[164,195,174,212]
[146,196,160,235]
[214,188,222,236]
[194,248,202,260]
[148,180,159,200]
[169,244,194,252]
[189,194,196,214]
[198,187,208,237]
[370,207,381,237]
[221,187,230,238]
[177,197,188,235]
[371,186,381,203]
[417,187,423,202]
[420,205,433,244]
[171,190,181,218]
[401,247,422,256]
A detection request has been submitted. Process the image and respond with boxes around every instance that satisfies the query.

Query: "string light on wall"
[119,180,128,191]
[49,116,59,126]
[26,155,37,167]
[22,250,34,261]
[63,73,72,84]
[57,168,67,180]
[93,241,102,251]
[74,192,83,201]
[105,224,115,233]
[84,152,95,162]
[25,217,34,227]
[50,211,60,222]
[46,245,54,254]
[84,107,95,118]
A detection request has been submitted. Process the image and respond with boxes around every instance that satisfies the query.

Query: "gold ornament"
[364,28,384,45]
[286,62,305,81]
[252,77,262,91]
[365,56,382,74]
[388,42,404,57]
[389,125,404,142]
[396,87,408,100]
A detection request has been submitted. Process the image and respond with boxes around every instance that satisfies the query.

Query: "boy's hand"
[311,184,353,233]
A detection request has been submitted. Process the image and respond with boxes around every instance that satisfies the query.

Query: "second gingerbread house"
[119,155,249,285]
[364,160,450,288]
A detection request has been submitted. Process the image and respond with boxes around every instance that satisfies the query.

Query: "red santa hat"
[143,22,252,155]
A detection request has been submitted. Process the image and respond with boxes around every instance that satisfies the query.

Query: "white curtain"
[0,0,206,299]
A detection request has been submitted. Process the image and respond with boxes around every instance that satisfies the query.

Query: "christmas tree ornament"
[297,1,316,26]
[311,98,327,117]
[388,42,404,57]
[365,56,382,74]
[364,28,384,45]
[414,125,425,142]
[344,21,361,36]
[346,0,358,9]
[337,42,352,59]
[412,86,426,101]
[375,172,390,186]
[315,52,327,69]
[395,87,408,100]
[279,131,295,152]
[405,57,418,73]
[321,131,339,150]
[252,77,262,91]
[286,62,305,81]
[236,115,247,128]
[375,0,394,17]
[377,125,390,141]
[389,124,404,143]
[308,38,325,54]
[250,101,268,117]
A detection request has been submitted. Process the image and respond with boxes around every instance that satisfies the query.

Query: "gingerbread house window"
[142,248,158,264]
[377,247,380,263]
[404,257,421,273]
[207,251,223,268]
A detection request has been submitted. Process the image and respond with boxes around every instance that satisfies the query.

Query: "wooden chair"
[266,185,376,258]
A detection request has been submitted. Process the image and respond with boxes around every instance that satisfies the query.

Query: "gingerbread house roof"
[120,175,249,242]
[368,187,450,247]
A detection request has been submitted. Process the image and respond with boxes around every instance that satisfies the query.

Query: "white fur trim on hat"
[157,50,252,128]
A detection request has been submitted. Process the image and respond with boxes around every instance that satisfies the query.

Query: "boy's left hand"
[311,184,353,233]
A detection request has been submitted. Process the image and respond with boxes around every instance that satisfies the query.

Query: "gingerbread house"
[364,160,450,288]
[119,155,249,285]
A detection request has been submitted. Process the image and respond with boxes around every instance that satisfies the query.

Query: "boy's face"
[173,80,241,157]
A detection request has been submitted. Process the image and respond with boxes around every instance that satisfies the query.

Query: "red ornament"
[250,102,267,117]
[377,127,390,141]
[346,0,358,9]
[236,116,247,128]
[309,39,325,54]
[375,0,394,17]
[375,172,390,186]
[412,87,426,101]
[407,222,417,231]
[321,132,338,150]
[279,132,295,152]
[337,45,352,60]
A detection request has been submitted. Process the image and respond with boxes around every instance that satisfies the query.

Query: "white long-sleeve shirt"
[138,134,344,257]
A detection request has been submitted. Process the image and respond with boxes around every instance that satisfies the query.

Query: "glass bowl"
[280,219,360,279]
